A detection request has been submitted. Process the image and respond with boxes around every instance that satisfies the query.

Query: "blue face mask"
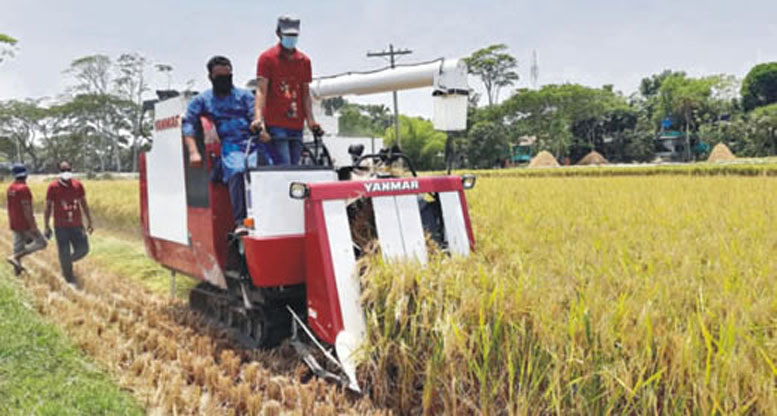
[280,35,298,50]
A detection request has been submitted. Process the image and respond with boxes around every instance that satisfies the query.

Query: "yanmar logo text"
[363,180,420,193]
[154,115,180,131]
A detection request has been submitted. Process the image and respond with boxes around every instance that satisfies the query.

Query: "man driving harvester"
[183,56,266,229]
[252,15,323,165]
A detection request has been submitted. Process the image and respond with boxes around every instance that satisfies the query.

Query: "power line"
[367,44,412,151]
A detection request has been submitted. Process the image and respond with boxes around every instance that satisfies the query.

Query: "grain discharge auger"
[139,58,475,392]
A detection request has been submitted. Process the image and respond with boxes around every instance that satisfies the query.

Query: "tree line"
[468,46,777,168]
[1,46,152,173]
[2,32,776,173]
[332,44,777,170]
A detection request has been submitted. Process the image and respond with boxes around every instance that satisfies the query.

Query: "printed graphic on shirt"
[256,45,312,130]
[279,80,300,119]
[47,180,85,228]
[59,198,80,224]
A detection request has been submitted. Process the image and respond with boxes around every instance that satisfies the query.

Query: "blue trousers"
[228,173,246,225]
[267,126,303,165]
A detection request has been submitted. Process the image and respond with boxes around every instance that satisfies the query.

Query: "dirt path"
[1,231,387,415]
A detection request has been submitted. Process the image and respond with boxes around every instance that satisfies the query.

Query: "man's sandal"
[6,257,23,276]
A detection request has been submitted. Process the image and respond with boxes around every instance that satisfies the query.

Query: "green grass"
[87,233,196,298]
[0,270,143,416]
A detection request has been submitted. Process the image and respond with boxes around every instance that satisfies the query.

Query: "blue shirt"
[182,88,264,181]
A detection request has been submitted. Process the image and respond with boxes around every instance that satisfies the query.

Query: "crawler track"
[188,281,303,350]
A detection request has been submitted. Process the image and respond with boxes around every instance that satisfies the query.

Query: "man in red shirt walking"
[6,163,47,275]
[252,14,323,165]
[43,161,93,286]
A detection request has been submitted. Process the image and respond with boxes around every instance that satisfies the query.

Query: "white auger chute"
[310,58,469,131]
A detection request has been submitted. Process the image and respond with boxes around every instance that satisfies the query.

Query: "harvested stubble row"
[0,230,386,415]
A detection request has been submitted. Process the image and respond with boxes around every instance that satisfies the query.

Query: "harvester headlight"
[461,174,477,190]
[289,182,310,200]
[242,217,255,229]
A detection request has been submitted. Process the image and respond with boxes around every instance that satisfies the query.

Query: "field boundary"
[438,162,777,178]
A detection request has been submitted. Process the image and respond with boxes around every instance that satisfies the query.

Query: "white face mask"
[60,171,73,181]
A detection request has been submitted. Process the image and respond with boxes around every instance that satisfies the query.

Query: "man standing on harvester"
[183,56,264,228]
[252,15,323,165]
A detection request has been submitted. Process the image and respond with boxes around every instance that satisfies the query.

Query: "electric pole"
[530,50,539,90]
[367,44,412,150]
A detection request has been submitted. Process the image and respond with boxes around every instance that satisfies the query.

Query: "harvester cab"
[139,58,474,392]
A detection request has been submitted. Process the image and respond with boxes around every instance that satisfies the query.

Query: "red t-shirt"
[256,44,313,130]
[46,179,85,228]
[7,181,32,231]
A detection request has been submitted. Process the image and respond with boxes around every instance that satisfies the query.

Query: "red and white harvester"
[140,58,475,391]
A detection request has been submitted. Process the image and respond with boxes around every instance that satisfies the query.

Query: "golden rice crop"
[359,176,777,414]
[11,170,777,414]
[25,179,139,234]
[431,162,777,178]
[19,164,777,234]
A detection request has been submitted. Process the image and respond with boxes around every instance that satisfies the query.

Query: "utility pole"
[530,50,539,90]
[367,44,412,150]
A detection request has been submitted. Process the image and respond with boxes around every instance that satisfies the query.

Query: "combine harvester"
[139,58,475,392]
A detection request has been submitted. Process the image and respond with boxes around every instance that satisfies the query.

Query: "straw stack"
[528,151,560,168]
[707,143,736,162]
[577,151,608,165]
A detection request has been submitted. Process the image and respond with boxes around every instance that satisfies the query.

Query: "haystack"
[707,143,736,162]
[577,151,608,166]
[528,151,560,168]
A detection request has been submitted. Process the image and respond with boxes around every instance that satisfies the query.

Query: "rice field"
[4,168,777,414]
[360,175,777,414]
[24,178,139,234]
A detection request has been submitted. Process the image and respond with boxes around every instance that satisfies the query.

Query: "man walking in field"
[6,163,47,276]
[252,15,323,165]
[44,161,93,286]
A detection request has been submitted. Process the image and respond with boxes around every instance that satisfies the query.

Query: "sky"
[1,0,776,117]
